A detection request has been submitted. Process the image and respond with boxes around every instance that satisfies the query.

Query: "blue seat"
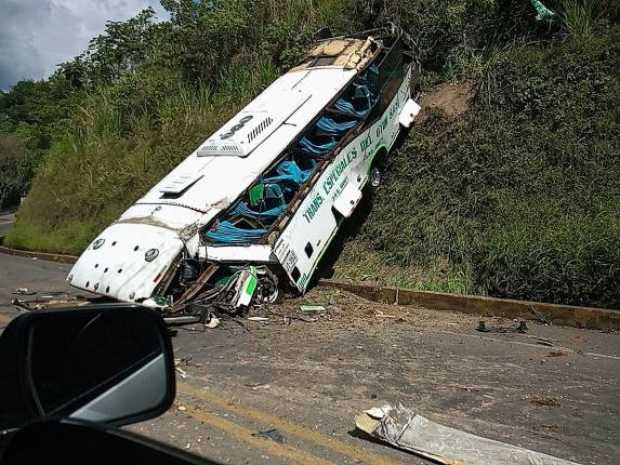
[231,201,286,221]
[332,66,378,118]
[205,221,267,244]
[316,116,357,136]
[298,136,337,155]
[276,160,312,183]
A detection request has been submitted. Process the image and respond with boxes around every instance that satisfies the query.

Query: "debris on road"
[546,351,568,358]
[536,339,554,347]
[12,288,36,295]
[476,320,528,333]
[164,315,201,326]
[252,428,284,444]
[11,294,91,312]
[205,315,221,329]
[375,310,399,319]
[299,304,326,314]
[355,403,583,465]
[526,394,562,407]
[283,315,317,325]
[247,316,270,322]
[164,307,224,329]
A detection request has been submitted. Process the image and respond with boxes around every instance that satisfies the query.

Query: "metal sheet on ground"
[356,404,582,465]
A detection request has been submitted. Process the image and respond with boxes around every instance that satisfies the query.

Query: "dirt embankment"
[417,81,475,122]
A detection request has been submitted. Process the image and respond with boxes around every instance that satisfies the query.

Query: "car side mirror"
[0,306,175,430]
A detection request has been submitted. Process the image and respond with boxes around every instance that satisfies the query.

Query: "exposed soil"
[418,81,475,122]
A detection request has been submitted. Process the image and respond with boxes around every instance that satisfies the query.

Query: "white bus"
[67,26,421,314]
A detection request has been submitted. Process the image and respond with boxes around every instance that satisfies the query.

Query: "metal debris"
[205,315,221,328]
[164,316,201,326]
[11,294,91,312]
[13,288,36,295]
[299,304,326,314]
[355,403,583,465]
[252,428,284,444]
[477,320,528,333]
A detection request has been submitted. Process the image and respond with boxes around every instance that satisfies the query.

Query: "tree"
[0,135,28,209]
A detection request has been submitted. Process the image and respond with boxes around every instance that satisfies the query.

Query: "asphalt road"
[1,251,619,465]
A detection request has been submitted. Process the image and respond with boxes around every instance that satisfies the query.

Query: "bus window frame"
[364,35,408,127]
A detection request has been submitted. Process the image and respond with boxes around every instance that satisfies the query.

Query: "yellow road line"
[179,382,406,465]
[181,404,335,465]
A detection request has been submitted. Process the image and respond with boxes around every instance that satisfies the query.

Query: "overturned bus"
[67,26,421,315]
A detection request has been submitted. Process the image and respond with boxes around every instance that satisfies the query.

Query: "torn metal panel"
[118,204,206,230]
[292,38,377,71]
[12,295,92,312]
[355,404,582,465]
[234,267,258,308]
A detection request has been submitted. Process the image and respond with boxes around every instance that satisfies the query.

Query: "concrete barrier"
[0,245,77,264]
[1,243,618,330]
[318,279,620,331]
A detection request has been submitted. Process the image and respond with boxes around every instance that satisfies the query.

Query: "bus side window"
[362,38,407,128]
[377,38,406,113]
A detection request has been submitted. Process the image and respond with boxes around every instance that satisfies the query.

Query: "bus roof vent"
[247,116,274,144]
[197,92,311,158]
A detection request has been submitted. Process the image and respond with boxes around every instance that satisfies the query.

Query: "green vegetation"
[2,1,619,307]
[342,34,620,307]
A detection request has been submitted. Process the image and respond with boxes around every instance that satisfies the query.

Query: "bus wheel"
[370,166,383,188]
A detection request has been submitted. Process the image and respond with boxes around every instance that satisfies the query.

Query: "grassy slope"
[332,30,620,307]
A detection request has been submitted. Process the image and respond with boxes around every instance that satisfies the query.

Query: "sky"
[0,0,168,91]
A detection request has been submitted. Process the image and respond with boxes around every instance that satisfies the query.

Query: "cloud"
[0,0,167,90]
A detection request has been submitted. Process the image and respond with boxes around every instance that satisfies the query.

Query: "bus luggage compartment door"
[274,186,343,293]
[333,182,362,219]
